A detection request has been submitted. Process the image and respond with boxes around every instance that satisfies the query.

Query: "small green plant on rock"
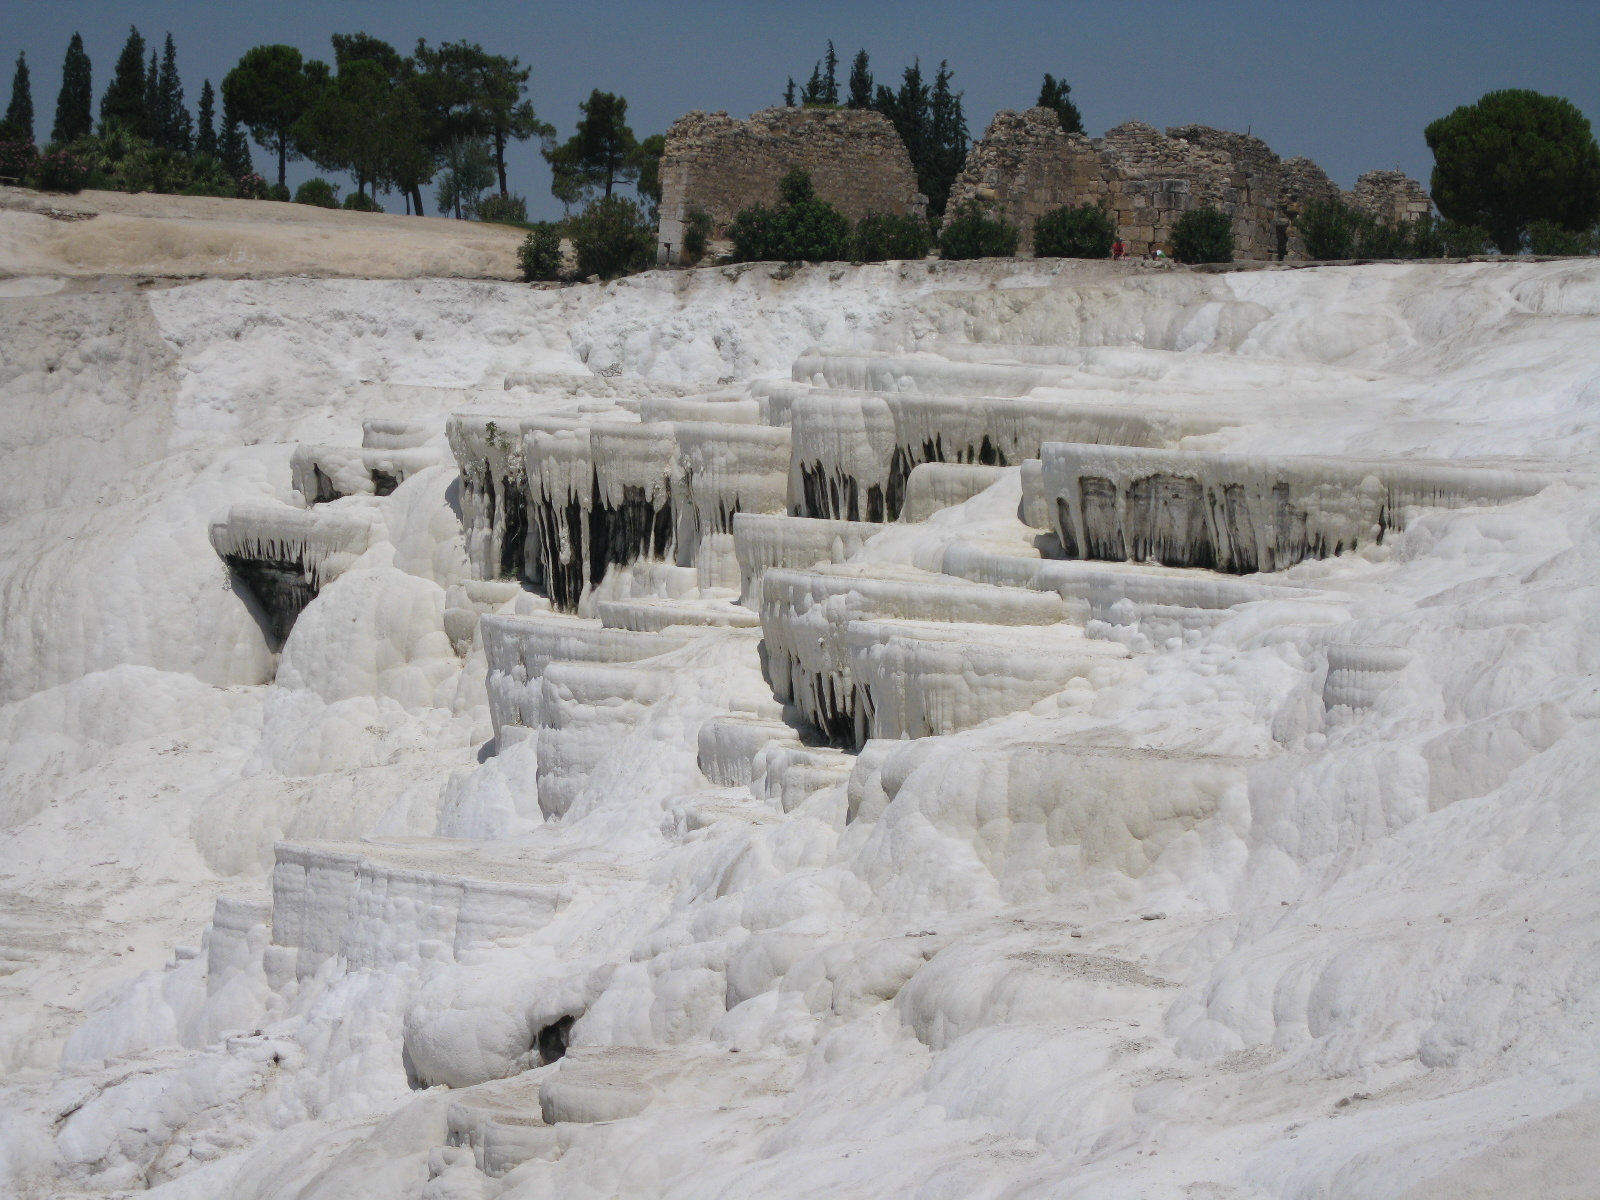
[1171,207,1235,263]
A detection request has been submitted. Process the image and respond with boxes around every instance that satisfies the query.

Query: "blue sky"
[5,0,1598,219]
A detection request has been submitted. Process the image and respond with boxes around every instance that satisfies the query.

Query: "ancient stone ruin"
[656,107,926,261]
[949,107,1432,259]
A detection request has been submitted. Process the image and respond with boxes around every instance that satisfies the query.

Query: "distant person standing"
[1112,238,1125,260]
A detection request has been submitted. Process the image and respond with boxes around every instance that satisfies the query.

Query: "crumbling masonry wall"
[657,107,926,262]
[947,107,1428,260]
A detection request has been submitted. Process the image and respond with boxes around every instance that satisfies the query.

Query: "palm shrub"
[1033,202,1115,258]
[519,222,564,281]
[477,194,528,224]
[570,194,654,279]
[294,178,340,208]
[682,209,712,264]
[1171,208,1234,263]
[180,153,234,197]
[938,202,1020,259]
[852,211,931,261]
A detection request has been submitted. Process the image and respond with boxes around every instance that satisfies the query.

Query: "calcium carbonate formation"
[5,257,1597,1200]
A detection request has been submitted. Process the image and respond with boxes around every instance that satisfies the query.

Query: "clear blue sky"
[5,0,1598,219]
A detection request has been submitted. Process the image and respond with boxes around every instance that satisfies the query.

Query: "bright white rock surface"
[0,258,1596,1199]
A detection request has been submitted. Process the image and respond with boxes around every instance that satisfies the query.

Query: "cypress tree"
[196,79,216,157]
[823,42,839,106]
[144,50,160,137]
[155,34,191,151]
[99,27,146,133]
[219,91,252,178]
[53,34,93,143]
[6,53,33,141]
[847,51,872,110]
[784,78,796,107]
[1037,73,1083,134]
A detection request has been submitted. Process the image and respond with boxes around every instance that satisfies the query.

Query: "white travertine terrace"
[208,501,382,644]
[290,444,445,503]
[674,422,792,589]
[9,256,1598,1200]
[1041,442,1555,571]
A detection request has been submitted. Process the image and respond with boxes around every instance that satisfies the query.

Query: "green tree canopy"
[631,132,665,221]
[546,90,637,201]
[1038,73,1083,135]
[52,34,92,144]
[296,58,396,199]
[412,40,551,198]
[7,53,33,142]
[100,27,147,134]
[1426,89,1600,253]
[218,89,253,179]
[223,45,327,187]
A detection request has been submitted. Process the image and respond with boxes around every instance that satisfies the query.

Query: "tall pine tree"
[53,34,92,143]
[143,49,160,137]
[874,58,968,219]
[154,34,192,151]
[195,79,216,157]
[1037,74,1082,134]
[218,90,252,178]
[5,53,32,140]
[99,27,147,133]
[847,51,873,109]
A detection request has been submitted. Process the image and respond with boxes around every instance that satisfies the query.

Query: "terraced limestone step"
[290,444,444,504]
[731,513,885,606]
[760,563,1070,747]
[787,390,1228,521]
[481,613,696,746]
[209,502,381,647]
[1040,443,1554,573]
[269,838,591,981]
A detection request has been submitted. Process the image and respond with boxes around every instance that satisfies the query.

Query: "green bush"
[180,154,236,198]
[570,195,654,280]
[266,182,291,202]
[1527,219,1598,255]
[682,209,712,264]
[1171,208,1235,263]
[518,222,564,281]
[1357,218,1412,259]
[1032,202,1115,258]
[1297,199,1358,259]
[342,192,383,213]
[938,202,1020,260]
[0,122,37,183]
[477,193,527,224]
[294,178,340,208]
[32,149,89,193]
[852,211,931,261]
[729,169,852,263]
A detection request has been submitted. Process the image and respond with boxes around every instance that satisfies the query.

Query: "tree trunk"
[277,136,287,188]
[496,134,508,197]
[411,185,424,216]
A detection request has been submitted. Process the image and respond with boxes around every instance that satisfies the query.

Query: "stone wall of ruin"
[947,107,1428,261]
[657,107,925,262]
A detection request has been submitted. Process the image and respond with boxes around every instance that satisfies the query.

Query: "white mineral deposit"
[1,234,1597,1200]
